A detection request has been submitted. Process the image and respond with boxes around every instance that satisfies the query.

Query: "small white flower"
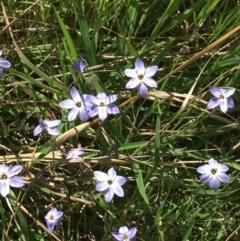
[0,164,25,197]
[94,167,126,202]
[112,226,137,241]
[44,207,63,232]
[65,148,85,160]
[197,158,229,190]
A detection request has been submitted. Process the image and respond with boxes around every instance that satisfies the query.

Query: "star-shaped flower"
[33,118,61,136]
[44,208,63,232]
[207,86,235,113]
[197,158,229,190]
[124,58,158,96]
[94,167,127,202]
[65,147,85,160]
[112,226,137,241]
[88,93,120,121]
[0,50,11,78]
[0,164,25,197]
[59,87,92,122]
[72,58,86,73]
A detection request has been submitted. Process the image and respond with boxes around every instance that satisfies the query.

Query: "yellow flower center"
[108,180,113,185]
[123,235,128,240]
[211,169,217,175]
[100,102,105,107]
[77,102,82,108]
[138,75,144,81]
[49,215,55,220]
[1,174,8,180]
[219,94,225,99]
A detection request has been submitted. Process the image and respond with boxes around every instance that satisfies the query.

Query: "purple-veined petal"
[137,82,148,96]
[112,232,124,241]
[0,58,11,68]
[94,171,109,181]
[73,58,86,73]
[70,87,81,103]
[227,98,234,108]
[33,125,43,136]
[96,92,107,101]
[0,164,9,173]
[44,120,61,128]
[88,106,99,118]
[124,69,137,78]
[46,221,55,232]
[119,226,129,234]
[98,106,108,121]
[125,78,140,89]
[208,158,218,167]
[208,176,220,190]
[207,98,219,110]
[104,188,114,202]
[47,127,60,136]
[104,94,118,105]
[59,99,75,109]
[96,181,109,192]
[108,167,116,180]
[78,109,89,122]
[9,176,25,187]
[216,173,229,183]
[135,58,145,76]
[209,87,222,98]
[8,165,22,177]
[111,183,124,197]
[127,227,137,239]
[54,211,64,219]
[224,88,235,98]
[218,164,229,172]
[68,107,79,121]
[115,176,127,185]
[197,165,211,174]
[87,95,100,105]
[143,76,158,88]
[0,68,4,78]
[219,99,228,113]
[0,179,10,197]
[107,104,120,114]
[200,173,212,183]
[145,66,158,77]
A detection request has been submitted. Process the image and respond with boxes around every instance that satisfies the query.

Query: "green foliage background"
[1,0,240,240]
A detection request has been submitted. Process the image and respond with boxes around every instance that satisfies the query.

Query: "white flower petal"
[104,188,114,202]
[59,99,75,109]
[126,78,140,89]
[70,87,81,103]
[98,106,108,121]
[96,181,109,192]
[145,66,158,77]
[111,183,124,197]
[0,179,10,197]
[94,171,109,181]
[9,176,25,187]
[124,69,137,78]
[8,165,22,177]
[135,58,145,76]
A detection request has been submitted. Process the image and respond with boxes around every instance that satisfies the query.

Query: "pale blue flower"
[94,167,127,202]
[112,226,137,241]
[59,87,92,122]
[197,158,229,190]
[45,208,63,232]
[73,58,86,73]
[0,164,25,197]
[207,87,235,113]
[88,93,120,121]
[66,147,85,160]
[33,118,61,136]
[0,50,11,78]
[124,58,158,96]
